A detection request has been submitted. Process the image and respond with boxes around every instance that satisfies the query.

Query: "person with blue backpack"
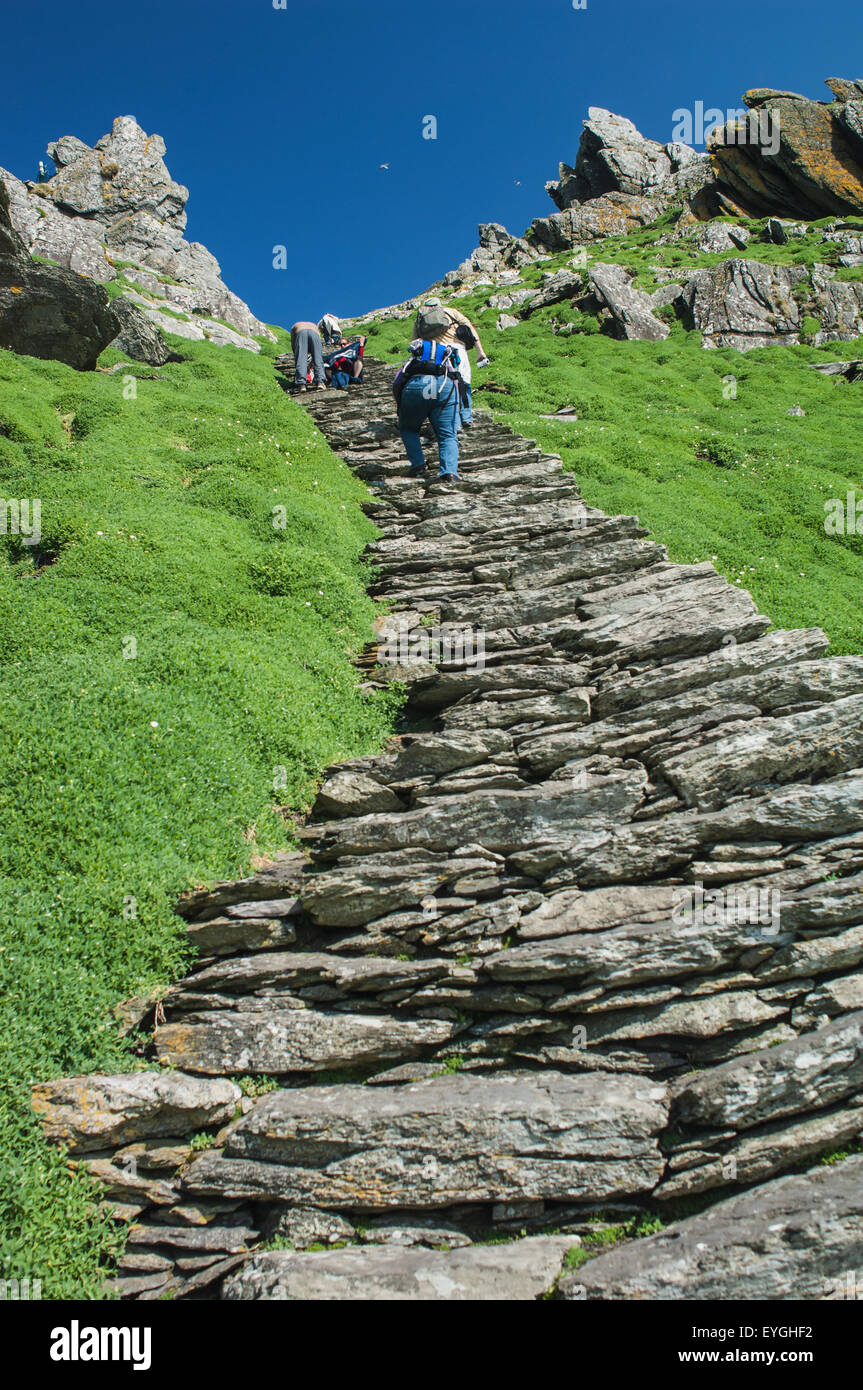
[393,337,464,486]
[412,297,489,431]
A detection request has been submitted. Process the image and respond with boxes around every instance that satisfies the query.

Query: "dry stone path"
[34,358,863,1299]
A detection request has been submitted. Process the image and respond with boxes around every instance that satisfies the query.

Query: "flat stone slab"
[31,1072,240,1154]
[671,1010,863,1131]
[308,767,648,860]
[224,1236,576,1301]
[183,1071,668,1209]
[563,1155,863,1299]
[154,1009,461,1075]
[659,693,863,810]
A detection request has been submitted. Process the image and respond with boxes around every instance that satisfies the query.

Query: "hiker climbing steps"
[32,358,863,1300]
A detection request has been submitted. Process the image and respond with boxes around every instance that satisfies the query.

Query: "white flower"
[150,721,159,728]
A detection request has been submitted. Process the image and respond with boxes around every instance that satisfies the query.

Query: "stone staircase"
[32,357,863,1300]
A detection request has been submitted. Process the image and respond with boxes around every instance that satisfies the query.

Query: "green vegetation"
[359,214,863,654]
[0,330,399,1296]
[237,1074,281,1099]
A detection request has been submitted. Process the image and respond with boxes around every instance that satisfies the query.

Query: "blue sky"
[2,0,861,325]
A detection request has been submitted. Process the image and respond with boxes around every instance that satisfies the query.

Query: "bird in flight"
[379,162,390,170]
[514,179,522,185]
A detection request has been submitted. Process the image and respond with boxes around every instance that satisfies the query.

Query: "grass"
[0,329,400,1297]
[356,213,863,654]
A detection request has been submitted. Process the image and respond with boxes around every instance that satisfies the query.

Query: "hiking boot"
[291,383,308,394]
[407,466,427,478]
[434,476,461,491]
[315,383,328,390]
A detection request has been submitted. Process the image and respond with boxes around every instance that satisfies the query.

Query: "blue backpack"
[393,340,462,405]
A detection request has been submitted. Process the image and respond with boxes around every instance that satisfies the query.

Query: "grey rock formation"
[108,295,173,365]
[680,258,804,350]
[588,263,670,341]
[0,177,119,369]
[2,118,274,353]
[563,1157,863,1299]
[532,107,714,251]
[533,80,863,257]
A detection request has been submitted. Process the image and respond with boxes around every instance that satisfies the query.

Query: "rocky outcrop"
[678,257,863,351]
[0,177,119,370]
[530,81,863,256]
[2,117,274,353]
[31,360,863,1298]
[710,81,863,220]
[531,107,716,252]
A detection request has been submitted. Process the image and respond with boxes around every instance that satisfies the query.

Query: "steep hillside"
[0,333,398,1295]
[5,80,863,1303]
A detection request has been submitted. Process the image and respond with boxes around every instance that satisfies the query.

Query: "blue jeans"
[459,379,473,428]
[398,375,460,477]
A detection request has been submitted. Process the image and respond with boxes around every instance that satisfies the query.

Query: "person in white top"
[413,298,489,430]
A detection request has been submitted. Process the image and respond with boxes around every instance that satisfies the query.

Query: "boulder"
[588,263,670,341]
[108,296,172,365]
[314,770,403,819]
[262,1206,356,1250]
[0,177,119,370]
[691,221,750,254]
